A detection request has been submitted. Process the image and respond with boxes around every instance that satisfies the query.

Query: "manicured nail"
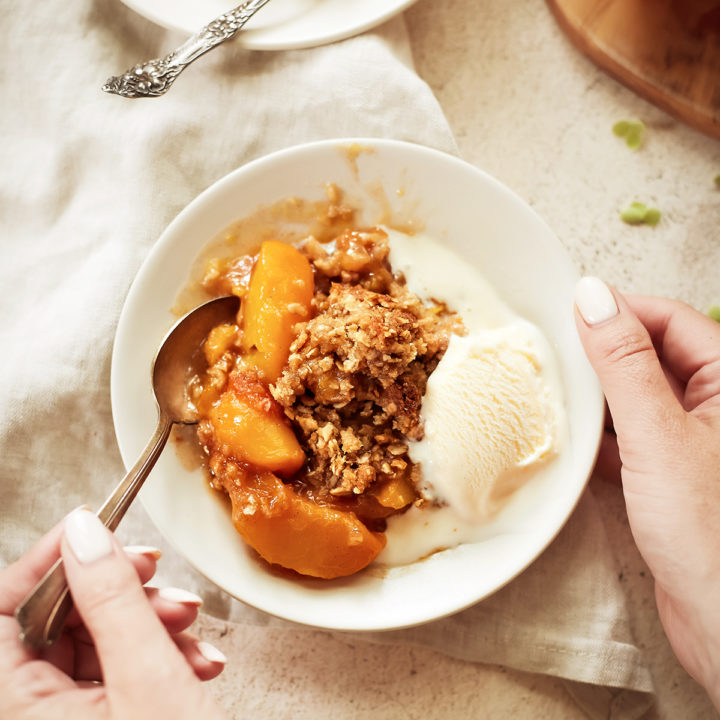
[575,276,619,326]
[197,641,227,665]
[158,587,203,606]
[65,509,113,564]
[66,504,92,516]
[124,545,163,560]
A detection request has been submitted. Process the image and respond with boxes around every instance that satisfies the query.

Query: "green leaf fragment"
[612,119,646,150]
[714,174,720,187]
[643,208,661,226]
[612,120,631,137]
[709,305,720,323]
[625,129,643,150]
[620,201,647,223]
[620,201,661,226]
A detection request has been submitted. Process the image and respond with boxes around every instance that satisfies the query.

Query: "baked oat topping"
[266,228,460,498]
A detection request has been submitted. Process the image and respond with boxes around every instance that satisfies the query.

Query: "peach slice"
[226,470,386,579]
[242,241,314,382]
[209,372,305,477]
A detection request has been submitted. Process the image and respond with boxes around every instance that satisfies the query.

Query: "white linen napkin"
[0,2,652,717]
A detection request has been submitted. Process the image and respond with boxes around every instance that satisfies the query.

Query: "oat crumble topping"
[194,218,461,511]
[269,228,459,498]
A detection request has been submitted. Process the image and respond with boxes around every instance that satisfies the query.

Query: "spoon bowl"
[14,295,240,650]
[153,295,240,423]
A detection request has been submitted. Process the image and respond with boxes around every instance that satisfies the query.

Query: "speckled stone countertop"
[199,1,720,718]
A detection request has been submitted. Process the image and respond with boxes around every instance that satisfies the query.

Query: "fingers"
[1,516,76,674]
[175,634,227,682]
[148,587,202,635]
[0,513,75,615]
[73,630,227,683]
[69,588,208,680]
[574,277,684,444]
[60,509,200,693]
[67,584,202,646]
[626,295,720,412]
[626,295,720,385]
[123,546,163,584]
[0,516,159,618]
[63,545,162,631]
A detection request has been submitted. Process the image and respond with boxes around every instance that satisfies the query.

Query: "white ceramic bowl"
[111,138,604,632]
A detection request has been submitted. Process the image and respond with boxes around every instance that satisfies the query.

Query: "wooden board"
[546,0,720,140]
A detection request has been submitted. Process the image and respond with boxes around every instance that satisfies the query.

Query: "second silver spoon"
[103,0,270,98]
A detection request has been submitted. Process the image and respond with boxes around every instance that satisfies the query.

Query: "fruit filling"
[188,216,459,579]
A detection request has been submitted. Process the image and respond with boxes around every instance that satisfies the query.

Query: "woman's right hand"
[1,509,229,720]
[574,278,720,707]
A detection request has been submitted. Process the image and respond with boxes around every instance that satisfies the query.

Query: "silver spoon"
[102,0,270,98]
[15,295,240,650]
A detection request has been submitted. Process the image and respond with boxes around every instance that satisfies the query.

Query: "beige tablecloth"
[1,2,653,718]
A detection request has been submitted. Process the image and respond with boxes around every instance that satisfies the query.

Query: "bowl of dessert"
[111,138,604,631]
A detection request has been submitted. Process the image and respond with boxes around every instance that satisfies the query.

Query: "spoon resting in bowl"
[14,295,240,650]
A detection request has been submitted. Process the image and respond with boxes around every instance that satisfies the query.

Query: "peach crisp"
[187,206,459,579]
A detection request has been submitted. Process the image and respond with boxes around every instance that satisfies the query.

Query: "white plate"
[119,0,418,51]
[111,138,604,632]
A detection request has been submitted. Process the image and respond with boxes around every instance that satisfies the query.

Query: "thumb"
[61,509,196,692]
[574,277,683,445]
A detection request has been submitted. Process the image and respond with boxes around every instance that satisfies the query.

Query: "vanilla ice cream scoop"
[375,226,566,566]
[411,327,558,522]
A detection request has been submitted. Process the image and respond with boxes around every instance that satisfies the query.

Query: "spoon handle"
[102,0,271,98]
[97,413,173,531]
[14,413,174,650]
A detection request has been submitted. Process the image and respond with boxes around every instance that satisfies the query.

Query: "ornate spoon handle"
[103,0,271,98]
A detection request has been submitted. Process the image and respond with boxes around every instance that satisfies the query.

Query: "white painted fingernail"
[575,276,619,326]
[158,587,203,606]
[124,545,163,560]
[65,509,113,564]
[197,641,227,665]
[66,504,92,516]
